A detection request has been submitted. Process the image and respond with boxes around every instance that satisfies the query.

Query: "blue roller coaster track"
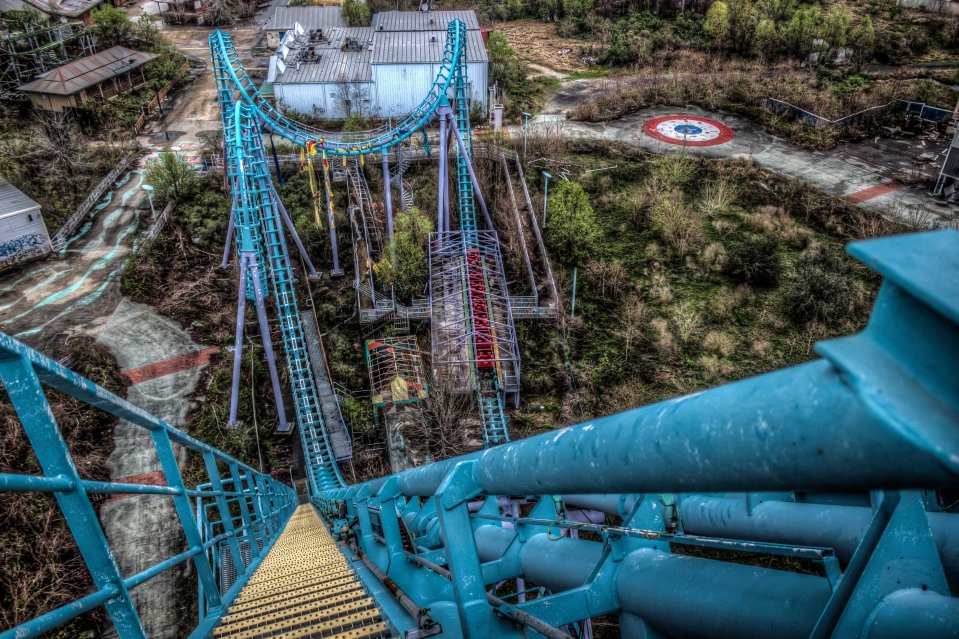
[0,17,957,639]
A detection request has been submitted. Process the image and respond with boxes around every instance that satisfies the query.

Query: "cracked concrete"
[522,84,959,227]
[97,299,215,639]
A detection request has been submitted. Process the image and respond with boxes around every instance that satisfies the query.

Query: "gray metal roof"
[274,27,373,85]
[265,6,346,32]
[371,10,479,32]
[371,29,487,64]
[0,181,40,219]
[0,0,102,17]
[18,46,157,96]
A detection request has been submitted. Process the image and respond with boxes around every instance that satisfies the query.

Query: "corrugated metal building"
[0,181,52,270]
[18,46,157,112]
[271,26,373,120]
[263,7,346,48]
[371,28,487,120]
[271,10,488,121]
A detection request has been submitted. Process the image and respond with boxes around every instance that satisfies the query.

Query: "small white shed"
[0,181,52,270]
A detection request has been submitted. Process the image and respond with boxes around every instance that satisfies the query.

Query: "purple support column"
[443,123,452,233]
[271,190,318,277]
[437,114,447,235]
[221,207,236,268]
[447,112,494,230]
[381,151,394,244]
[228,254,249,428]
[250,261,289,431]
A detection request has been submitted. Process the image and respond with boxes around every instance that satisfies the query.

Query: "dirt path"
[0,167,149,348]
[517,81,958,227]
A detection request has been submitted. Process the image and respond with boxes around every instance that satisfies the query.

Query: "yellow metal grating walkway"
[213,505,390,639]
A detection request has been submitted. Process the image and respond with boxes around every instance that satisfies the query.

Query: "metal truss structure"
[0,226,958,639]
[0,18,95,100]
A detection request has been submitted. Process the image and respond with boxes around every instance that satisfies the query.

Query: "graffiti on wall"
[0,233,50,268]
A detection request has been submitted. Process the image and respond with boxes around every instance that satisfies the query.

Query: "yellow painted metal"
[214,504,388,639]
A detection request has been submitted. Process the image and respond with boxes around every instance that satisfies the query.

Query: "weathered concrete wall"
[97,299,216,638]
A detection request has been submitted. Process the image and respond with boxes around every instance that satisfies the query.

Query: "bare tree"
[616,294,647,360]
[411,376,479,460]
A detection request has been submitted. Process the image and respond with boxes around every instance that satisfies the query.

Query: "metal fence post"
[0,355,146,638]
[151,428,223,612]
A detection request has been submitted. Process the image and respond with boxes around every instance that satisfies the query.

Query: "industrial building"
[18,45,157,111]
[263,6,345,49]
[0,0,110,23]
[0,181,52,270]
[269,10,488,120]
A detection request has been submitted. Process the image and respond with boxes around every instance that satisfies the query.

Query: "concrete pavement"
[523,84,959,227]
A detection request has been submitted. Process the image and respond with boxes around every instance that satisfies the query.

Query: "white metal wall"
[277,62,489,122]
[0,208,52,269]
[275,82,374,120]
[372,62,488,119]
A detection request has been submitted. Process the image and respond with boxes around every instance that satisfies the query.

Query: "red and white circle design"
[642,115,735,146]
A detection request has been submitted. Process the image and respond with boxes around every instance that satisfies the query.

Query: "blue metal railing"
[0,331,297,639]
[314,230,959,639]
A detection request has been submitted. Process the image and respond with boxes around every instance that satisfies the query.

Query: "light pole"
[541,171,552,228]
[170,145,181,158]
[522,111,531,158]
[142,184,156,218]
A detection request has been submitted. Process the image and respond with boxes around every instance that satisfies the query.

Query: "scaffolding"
[0,18,96,100]
[365,336,429,418]
[429,230,520,399]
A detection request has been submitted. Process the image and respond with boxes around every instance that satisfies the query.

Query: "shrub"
[724,234,782,287]
[546,180,601,265]
[703,330,736,357]
[342,0,371,26]
[701,242,728,272]
[782,249,860,324]
[649,192,704,258]
[650,156,697,189]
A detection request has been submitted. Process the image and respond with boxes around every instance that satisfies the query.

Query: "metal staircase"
[389,142,415,212]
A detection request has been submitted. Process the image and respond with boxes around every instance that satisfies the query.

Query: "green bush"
[342,0,371,27]
[724,234,782,287]
[782,249,860,324]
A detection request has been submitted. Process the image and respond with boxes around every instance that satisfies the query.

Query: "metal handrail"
[0,331,296,639]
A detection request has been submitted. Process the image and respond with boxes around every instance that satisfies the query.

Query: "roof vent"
[429,18,434,24]
[430,35,437,42]
[378,24,384,30]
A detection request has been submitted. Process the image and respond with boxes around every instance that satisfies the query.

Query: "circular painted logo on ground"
[642,115,735,146]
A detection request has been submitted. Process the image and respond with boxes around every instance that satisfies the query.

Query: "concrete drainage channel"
[97,299,217,639]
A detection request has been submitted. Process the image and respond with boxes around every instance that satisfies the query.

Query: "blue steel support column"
[228,253,249,428]
[434,461,504,637]
[221,207,235,268]
[0,355,146,638]
[446,111,493,230]
[382,150,394,244]
[437,114,447,235]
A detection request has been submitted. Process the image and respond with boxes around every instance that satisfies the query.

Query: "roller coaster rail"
[0,230,957,638]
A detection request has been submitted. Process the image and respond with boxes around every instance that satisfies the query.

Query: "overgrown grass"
[508,144,903,435]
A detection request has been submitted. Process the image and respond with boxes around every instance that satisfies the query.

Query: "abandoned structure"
[0,180,52,270]
[0,0,111,23]
[263,6,345,48]
[269,10,488,119]
[18,45,156,111]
